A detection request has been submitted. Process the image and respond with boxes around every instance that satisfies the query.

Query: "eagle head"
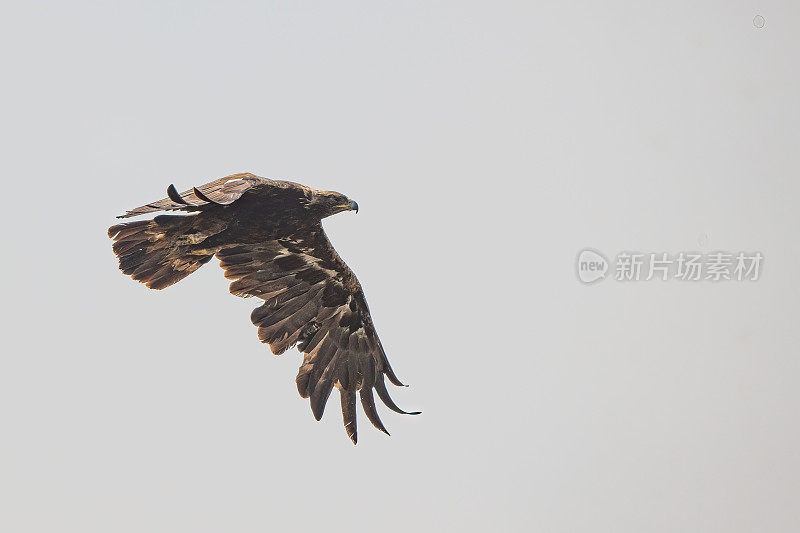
[308,190,358,218]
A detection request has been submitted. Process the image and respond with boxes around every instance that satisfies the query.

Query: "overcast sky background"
[2,1,799,532]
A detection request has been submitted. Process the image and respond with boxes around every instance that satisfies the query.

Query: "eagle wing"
[117,172,265,218]
[216,225,418,443]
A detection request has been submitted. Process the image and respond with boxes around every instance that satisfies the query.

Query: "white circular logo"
[577,249,609,284]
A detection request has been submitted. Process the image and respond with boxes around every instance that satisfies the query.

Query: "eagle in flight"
[108,173,418,443]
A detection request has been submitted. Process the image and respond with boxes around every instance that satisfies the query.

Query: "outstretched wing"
[117,173,265,218]
[216,224,418,443]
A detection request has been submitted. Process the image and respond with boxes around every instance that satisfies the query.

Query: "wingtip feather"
[167,184,190,205]
[374,373,419,415]
[193,186,221,205]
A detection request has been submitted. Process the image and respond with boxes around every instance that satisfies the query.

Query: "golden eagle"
[108,173,417,443]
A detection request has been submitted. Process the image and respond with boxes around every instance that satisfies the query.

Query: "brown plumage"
[108,173,418,443]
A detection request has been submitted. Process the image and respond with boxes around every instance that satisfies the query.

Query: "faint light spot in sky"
[753,15,765,28]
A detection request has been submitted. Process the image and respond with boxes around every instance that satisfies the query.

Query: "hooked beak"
[347,199,359,213]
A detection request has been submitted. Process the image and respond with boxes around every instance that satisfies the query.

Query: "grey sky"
[2,1,800,532]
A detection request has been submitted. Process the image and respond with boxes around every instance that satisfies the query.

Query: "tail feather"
[108,215,216,290]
